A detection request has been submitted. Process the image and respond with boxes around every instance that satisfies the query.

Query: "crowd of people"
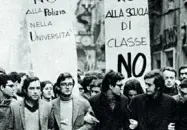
[0,65,187,130]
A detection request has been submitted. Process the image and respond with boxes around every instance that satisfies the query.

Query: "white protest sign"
[25,0,78,84]
[105,0,151,87]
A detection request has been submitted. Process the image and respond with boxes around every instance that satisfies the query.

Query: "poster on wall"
[26,0,78,83]
[105,0,151,88]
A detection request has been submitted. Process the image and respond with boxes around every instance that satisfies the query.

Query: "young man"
[51,72,96,130]
[129,70,178,130]
[8,72,22,100]
[6,76,54,130]
[179,65,187,81]
[90,79,102,97]
[89,70,129,130]
[0,74,15,129]
[0,74,16,105]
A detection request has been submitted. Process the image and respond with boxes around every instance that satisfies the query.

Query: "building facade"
[74,0,105,72]
[150,0,187,74]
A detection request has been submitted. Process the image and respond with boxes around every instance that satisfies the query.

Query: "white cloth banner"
[26,0,77,83]
[105,0,151,86]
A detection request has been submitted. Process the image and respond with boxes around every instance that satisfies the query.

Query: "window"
[165,50,173,67]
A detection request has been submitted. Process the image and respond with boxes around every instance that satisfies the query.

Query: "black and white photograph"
[0,0,187,130]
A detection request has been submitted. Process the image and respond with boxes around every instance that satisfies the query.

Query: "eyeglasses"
[60,82,74,87]
[181,72,187,75]
[115,84,123,88]
[6,84,14,88]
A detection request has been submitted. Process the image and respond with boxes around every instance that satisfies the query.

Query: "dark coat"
[176,101,187,130]
[129,93,178,130]
[89,93,129,130]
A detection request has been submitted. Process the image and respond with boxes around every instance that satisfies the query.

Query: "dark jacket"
[163,84,178,96]
[176,101,187,130]
[89,93,129,130]
[129,93,178,130]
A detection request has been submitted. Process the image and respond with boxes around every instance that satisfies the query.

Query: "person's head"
[56,73,75,97]
[123,79,144,100]
[0,74,15,97]
[161,67,176,88]
[81,75,97,93]
[8,72,21,95]
[41,81,54,100]
[90,79,102,96]
[179,65,187,81]
[78,83,84,96]
[102,70,124,96]
[144,70,165,96]
[22,77,41,101]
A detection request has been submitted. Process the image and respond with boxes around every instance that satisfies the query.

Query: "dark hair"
[41,80,53,92]
[144,70,165,92]
[8,72,21,83]
[81,75,97,92]
[90,79,102,91]
[123,79,144,97]
[53,82,59,98]
[161,67,177,77]
[101,70,124,92]
[56,72,75,88]
[180,79,187,89]
[19,72,29,78]
[22,76,40,95]
[179,65,187,76]
[0,74,7,87]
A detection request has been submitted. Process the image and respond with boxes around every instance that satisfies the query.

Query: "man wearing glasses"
[0,74,16,105]
[51,72,97,130]
[89,70,129,130]
[0,74,16,129]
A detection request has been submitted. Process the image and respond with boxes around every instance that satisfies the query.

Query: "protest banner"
[25,0,78,84]
[105,0,151,88]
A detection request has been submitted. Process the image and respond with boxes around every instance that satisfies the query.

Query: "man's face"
[180,68,187,80]
[145,78,156,96]
[1,80,15,97]
[27,80,41,101]
[78,84,84,96]
[110,80,123,96]
[59,78,74,97]
[91,87,101,96]
[163,70,176,88]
